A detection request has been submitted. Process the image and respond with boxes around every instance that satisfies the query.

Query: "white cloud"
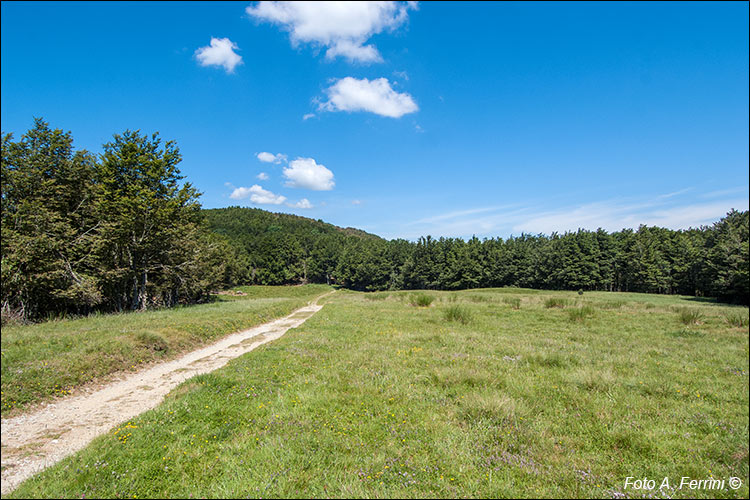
[256,172,269,180]
[302,113,316,120]
[256,151,287,163]
[229,184,287,205]
[287,198,313,209]
[246,1,417,63]
[283,157,335,190]
[351,199,362,205]
[318,77,418,118]
[195,37,243,73]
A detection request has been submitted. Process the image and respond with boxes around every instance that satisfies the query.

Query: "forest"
[206,206,749,304]
[2,120,748,322]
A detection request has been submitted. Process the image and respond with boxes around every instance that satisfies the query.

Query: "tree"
[1,119,101,320]
[705,210,749,304]
[95,130,204,310]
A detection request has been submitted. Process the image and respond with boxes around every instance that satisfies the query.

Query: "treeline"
[207,207,749,305]
[1,119,239,321]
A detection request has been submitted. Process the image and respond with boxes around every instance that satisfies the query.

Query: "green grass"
[502,296,521,309]
[443,304,472,324]
[0,285,331,415]
[7,288,749,499]
[567,305,595,322]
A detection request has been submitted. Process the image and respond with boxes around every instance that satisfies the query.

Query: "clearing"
[4,288,749,498]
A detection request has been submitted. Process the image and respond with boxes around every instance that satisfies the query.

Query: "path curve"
[0,292,333,495]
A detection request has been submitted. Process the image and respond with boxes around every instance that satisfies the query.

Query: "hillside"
[203,206,382,242]
[202,207,382,286]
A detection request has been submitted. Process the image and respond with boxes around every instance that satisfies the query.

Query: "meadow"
[0,285,331,415]
[5,287,749,498]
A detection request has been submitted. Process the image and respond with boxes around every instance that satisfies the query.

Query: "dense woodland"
[206,206,749,305]
[2,120,748,322]
[1,119,237,321]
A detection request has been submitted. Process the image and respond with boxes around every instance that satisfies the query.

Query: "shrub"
[444,305,472,324]
[545,297,569,308]
[135,331,169,353]
[503,297,521,309]
[724,311,749,328]
[409,293,434,307]
[578,289,584,296]
[677,308,704,325]
[568,305,595,322]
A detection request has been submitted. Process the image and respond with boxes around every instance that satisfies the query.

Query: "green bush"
[409,293,434,307]
[545,297,570,308]
[677,308,704,325]
[724,311,749,328]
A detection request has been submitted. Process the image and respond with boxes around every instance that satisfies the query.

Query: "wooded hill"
[206,206,749,305]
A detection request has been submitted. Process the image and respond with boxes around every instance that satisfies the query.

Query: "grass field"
[0,285,331,415]
[6,288,749,498]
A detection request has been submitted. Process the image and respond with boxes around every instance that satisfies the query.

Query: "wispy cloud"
[256,172,269,180]
[409,205,520,226]
[392,188,748,240]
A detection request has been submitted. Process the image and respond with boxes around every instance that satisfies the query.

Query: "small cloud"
[287,198,313,209]
[283,157,335,191]
[302,113,315,121]
[195,37,243,73]
[256,152,287,163]
[256,172,269,180]
[393,70,409,81]
[415,124,424,133]
[246,1,417,64]
[318,77,418,118]
[229,184,286,205]
[351,199,362,205]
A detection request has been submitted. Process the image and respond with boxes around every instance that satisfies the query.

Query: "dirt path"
[0,292,333,495]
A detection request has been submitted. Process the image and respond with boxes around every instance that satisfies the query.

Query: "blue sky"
[2,1,748,240]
